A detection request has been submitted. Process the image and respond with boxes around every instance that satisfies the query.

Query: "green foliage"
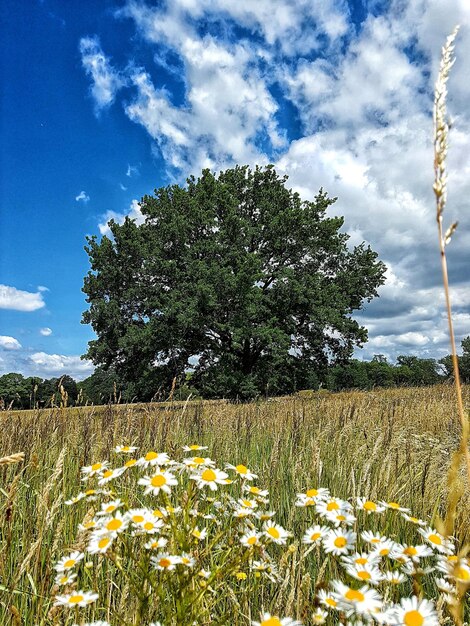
[82,165,386,399]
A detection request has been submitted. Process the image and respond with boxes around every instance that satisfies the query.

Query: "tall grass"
[1,386,469,623]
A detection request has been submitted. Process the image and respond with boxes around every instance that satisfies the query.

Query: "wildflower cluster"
[54,445,469,625]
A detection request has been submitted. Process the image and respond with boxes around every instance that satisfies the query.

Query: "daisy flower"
[447,559,470,583]
[87,534,114,554]
[190,467,229,491]
[323,529,356,555]
[114,445,137,453]
[391,596,439,626]
[137,451,171,468]
[96,511,128,536]
[361,531,389,546]
[263,521,290,545]
[371,539,397,558]
[123,458,138,469]
[65,492,86,505]
[244,485,269,498]
[384,571,406,585]
[140,515,163,535]
[356,497,385,514]
[78,519,97,532]
[54,590,99,607]
[183,444,208,452]
[343,563,383,585]
[241,531,262,548]
[180,553,196,568]
[226,463,258,480]
[331,581,382,615]
[255,510,276,521]
[317,497,352,517]
[55,572,77,586]
[379,501,411,513]
[317,589,339,610]
[311,608,328,624]
[418,527,455,554]
[125,508,149,526]
[303,524,329,545]
[341,553,380,568]
[81,461,109,479]
[238,498,258,510]
[402,513,426,526]
[96,499,123,516]
[54,551,84,572]
[252,613,302,626]
[97,467,126,485]
[390,543,433,562]
[145,537,168,551]
[325,510,356,527]
[151,554,181,571]
[192,527,207,541]
[183,456,215,469]
[138,469,178,495]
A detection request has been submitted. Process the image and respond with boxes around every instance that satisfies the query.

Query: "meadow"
[1,385,469,624]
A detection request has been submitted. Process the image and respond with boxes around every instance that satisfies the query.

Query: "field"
[0,385,469,625]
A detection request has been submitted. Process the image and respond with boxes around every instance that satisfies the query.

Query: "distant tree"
[440,335,470,384]
[82,165,386,399]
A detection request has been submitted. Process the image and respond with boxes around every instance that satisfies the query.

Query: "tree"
[82,165,386,399]
[440,336,470,383]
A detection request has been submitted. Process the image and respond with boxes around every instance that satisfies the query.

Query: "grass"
[1,385,469,623]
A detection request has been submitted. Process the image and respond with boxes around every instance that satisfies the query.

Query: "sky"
[1,0,470,380]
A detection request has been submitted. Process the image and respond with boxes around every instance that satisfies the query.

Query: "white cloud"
[119,182,128,190]
[29,352,94,379]
[75,190,90,203]
[0,285,46,311]
[126,164,139,177]
[79,36,126,112]
[0,336,22,350]
[40,327,53,336]
[98,199,144,237]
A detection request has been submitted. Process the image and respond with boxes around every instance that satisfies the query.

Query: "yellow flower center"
[337,514,346,521]
[98,537,110,549]
[250,486,261,494]
[404,546,417,556]
[409,517,420,523]
[380,548,390,556]
[189,445,200,450]
[59,575,69,584]
[363,501,377,511]
[448,555,458,562]
[85,490,96,495]
[144,521,155,531]
[306,488,318,497]
[358,571,371,580]
[388,501,400,509]
[159,558,171,568]
[267,527,280,539]
[345,589,365,602]
[428,533,441,545]
[105,504,116,512]
[334,537,347,548]
[327,501,339,511]
[145,451,158,461]
[153,509,164,518]
[455,566,470,581]
[311,532,321,541]
[63,559,76,568]
[261,618,282,626]
[125,459,137,467]
[236,464,248,474]
[404,610,424,626]
[326,598,337,607]
[151,474,167,487]
[356,557,368,565]
[68,595,84,604]
[122,446,130,451]
[201,469,217,482]
[83,521,95,529]
[371,538,381,543]
[102,470,113,479]
[107,518,123,531]
[193,457,205,464]
[247,536,258,545]
[132,515,144,523]
[91,463,102,471]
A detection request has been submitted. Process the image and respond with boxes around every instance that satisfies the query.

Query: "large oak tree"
[82,165,386,399]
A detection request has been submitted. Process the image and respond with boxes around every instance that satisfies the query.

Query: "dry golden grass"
[0,385,469,623]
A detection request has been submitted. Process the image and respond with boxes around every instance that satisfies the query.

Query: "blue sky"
[1,0,469,379]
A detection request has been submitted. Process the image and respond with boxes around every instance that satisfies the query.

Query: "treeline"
[1,337,469,409]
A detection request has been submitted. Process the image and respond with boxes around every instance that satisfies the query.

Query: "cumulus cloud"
[98,199,144,237]
[0,336,22,350]
[79,36,126,112]
[40,327,53,336]
[28,352,94,379]
[81,0,470,360]
[75,190,90,203]
[0,285,46,311]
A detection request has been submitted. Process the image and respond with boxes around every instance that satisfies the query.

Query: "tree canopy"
[82,165,386,399]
